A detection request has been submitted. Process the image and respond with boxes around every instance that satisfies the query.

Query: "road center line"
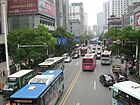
[76,102,80,105]
[110,68,113,73]
[59,67,81,105]
[94,69,97,74]
[75,62,79,65]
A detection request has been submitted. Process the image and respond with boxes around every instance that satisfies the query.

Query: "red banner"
[8,0,38,15]
[135,13,140,26]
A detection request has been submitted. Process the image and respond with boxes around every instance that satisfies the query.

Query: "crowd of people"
[124,55,139,76]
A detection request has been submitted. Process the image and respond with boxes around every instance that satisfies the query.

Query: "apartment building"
[110,0,128,18]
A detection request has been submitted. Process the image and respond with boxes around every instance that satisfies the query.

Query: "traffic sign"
[116,39,121,44]
[57,38,67,45]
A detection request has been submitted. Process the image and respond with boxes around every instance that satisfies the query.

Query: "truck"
[2,69,34,99]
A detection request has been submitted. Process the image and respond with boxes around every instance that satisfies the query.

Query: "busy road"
[0,47,138,105]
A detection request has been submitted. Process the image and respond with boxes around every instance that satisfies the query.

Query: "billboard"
[8,0,38,15]
[8,0,56,19]
[38,0,56,18]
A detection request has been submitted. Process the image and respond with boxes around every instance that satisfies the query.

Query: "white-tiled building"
[110,0,128,18]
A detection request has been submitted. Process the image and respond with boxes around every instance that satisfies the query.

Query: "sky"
[69,0,109,26]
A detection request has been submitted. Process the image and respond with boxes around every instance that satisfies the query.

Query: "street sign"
[74,36,80,43]
[116,39,121,44]
[108,40,113,45]
[57,38,67,45]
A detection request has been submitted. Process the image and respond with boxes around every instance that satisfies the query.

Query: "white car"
[64,56,72,63]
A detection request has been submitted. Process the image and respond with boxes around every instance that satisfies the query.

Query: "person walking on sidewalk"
[129,63,133,75]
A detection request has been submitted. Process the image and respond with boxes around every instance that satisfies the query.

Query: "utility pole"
[2,0,9,76]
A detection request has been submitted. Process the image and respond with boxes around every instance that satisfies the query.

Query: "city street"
[0,55,139,105]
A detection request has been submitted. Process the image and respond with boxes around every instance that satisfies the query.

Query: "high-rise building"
[84,13,88,34]
[110,0,128,18]
[69,2,84,36]
[8,0,56,31]
[55,0,69,30]
[103,1,110,27]
[97,12,103,35]
[92,25,98,36]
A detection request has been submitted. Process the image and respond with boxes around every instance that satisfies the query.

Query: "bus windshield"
[83,59,92,63]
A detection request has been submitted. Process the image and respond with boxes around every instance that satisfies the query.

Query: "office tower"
[103,1,110,27]
[69,2,84,36]
[97,12,104,35]
[55,0,69,30]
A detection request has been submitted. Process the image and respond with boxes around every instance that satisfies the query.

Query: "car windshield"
[4,84,13,89]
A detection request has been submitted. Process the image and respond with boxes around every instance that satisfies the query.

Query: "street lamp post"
[2,0,10,76]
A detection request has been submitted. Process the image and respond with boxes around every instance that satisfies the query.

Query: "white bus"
[111,81,140,105]
[101,50,112,65]
[38,57,64,74]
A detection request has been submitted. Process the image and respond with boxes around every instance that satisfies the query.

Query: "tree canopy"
[8,25,56,66]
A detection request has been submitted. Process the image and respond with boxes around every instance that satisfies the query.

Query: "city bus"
[38,57,64,74]
[101,50,112,65]
[9,70,64,105]
[110,81,140,105]
[82,53,96,71]
[80,47,88,56]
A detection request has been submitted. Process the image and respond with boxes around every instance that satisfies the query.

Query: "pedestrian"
[129,63,133,75]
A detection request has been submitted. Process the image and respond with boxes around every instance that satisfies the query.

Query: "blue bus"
[9,70,64,105]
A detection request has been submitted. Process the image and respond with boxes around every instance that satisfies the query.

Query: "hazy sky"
[69,0,109,26]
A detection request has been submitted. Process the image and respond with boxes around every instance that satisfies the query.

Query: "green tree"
[8,25,56,68]
[51,27,75,56]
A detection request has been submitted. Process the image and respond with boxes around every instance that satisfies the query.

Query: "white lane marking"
[110,68,113,73]
[76,103,80,105]
[75,62,79,65]
[94,81,96,90]
[64,68,67,71]
[94,69,97,74]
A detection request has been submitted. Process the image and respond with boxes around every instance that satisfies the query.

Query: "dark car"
[99,74,115,86]
[115,72,129,82]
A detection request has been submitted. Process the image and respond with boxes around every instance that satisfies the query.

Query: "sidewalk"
[0,62,7,76]
[122,61,140,84]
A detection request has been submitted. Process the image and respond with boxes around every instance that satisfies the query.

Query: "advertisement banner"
[135,12,140,26]
[8,0,38,15]
[38,0,56,18]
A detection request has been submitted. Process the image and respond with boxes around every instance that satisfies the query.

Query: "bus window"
[38,57,64,73]
[83,59,92,63]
